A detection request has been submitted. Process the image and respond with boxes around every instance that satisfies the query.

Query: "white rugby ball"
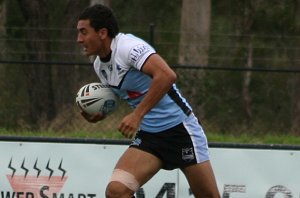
[76,82,118,115]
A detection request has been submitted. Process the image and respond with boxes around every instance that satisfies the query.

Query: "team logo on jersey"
[108,64,113,71]
[182,147,195,161]
[129,44,151,66]
[116,64,122,71]
[116,64,126,75]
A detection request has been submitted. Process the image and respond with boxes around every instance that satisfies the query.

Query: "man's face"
[77,19,102,56]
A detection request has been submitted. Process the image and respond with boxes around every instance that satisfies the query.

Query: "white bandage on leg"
[109,169,140,192]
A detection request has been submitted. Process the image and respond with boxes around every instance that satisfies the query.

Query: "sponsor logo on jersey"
[127,90,143,99]
[129,44,151,66]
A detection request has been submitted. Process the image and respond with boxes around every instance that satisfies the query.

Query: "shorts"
[129,114,209,170]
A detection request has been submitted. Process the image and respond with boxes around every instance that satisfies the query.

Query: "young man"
[77,4,220,198]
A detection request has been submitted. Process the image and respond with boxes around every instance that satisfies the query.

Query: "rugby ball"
[76,82,118,115]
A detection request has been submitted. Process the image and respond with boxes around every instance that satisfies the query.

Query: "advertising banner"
[0,140,299,198]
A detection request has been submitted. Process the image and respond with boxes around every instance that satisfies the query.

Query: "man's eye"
[79,29,87,35]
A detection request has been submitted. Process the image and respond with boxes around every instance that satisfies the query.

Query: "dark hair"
[78,4,119,38]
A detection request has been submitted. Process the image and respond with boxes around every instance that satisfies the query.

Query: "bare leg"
[105,147,162,198]
[181,160,220,198]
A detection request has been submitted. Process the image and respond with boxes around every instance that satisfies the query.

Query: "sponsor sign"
[0,141,299,197]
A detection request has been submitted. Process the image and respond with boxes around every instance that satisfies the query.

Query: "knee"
[106,168,140,197]
[105,181,134,198]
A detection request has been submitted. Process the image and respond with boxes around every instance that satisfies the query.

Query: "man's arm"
[118,53,176,138]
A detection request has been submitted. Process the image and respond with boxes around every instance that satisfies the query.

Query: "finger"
[121,129,136,139]
[118,125,130,138]
[128,131,136,139]
[117,122,126,133]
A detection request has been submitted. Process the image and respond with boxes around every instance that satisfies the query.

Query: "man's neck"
[99,37,112,60]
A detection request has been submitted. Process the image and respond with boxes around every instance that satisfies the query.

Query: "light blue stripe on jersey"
[111,68,192,133]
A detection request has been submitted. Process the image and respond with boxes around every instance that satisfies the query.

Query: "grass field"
[3,101,298,145]
[1,127,300,145]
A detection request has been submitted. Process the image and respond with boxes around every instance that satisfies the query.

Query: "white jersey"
[94,33,192,132]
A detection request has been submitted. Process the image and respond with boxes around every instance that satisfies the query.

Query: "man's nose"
[77,34,83,43]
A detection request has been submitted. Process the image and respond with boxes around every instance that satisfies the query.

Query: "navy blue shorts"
[129,114,209,170]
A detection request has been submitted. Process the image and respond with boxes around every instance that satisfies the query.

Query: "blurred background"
[0,0,299,137]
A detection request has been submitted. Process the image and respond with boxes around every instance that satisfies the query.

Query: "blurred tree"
[0,0,5,59]
[234,1,256,126]
[0,0,298,134]
[54,0,112,111]
[0,0,5,109]
[0,0,6,123]
[178,0,211,65]
[54,0,91,111]
[250,0,299,133]
[178,0,211,118]
[17,0,55,128]
[111,0,181,64]
[91,0,110,6]
[289,0,300,134]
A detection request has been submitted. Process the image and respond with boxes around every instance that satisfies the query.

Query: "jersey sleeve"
[117,35,156,71]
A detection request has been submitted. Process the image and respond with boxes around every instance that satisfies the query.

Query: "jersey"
[93,33,192,132]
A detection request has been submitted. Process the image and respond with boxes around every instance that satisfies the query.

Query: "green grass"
[1,127,300,145]
[206,132,300,145]
[0,128,124,139]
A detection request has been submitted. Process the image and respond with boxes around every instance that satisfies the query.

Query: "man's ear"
[98,28,108,39]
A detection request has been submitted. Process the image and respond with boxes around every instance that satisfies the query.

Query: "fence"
[0,26,300,136]
[0,61,299,136]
